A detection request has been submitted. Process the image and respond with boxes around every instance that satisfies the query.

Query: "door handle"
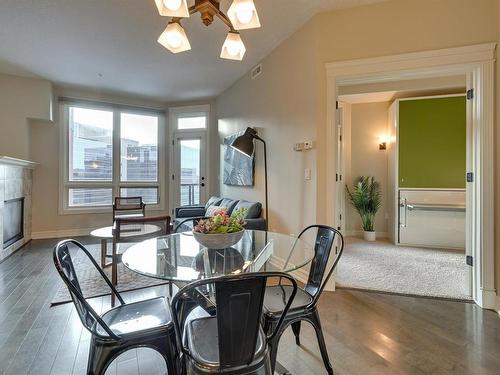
[399,198,407,228]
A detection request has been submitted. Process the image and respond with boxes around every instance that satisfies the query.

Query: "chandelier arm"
[215,11,236,31]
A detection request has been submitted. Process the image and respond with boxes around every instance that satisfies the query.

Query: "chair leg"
[150,334,178,375]
[291,321,301,346]
[87,338,112,375]
[310,310,334,375]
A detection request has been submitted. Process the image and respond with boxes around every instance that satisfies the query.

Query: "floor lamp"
[231,127,268,231]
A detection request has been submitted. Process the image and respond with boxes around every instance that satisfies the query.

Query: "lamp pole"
[255,135,268,231]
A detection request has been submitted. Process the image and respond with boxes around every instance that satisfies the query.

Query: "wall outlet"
[304,141,313,150]
[293,142,304,151]
[304,168,311,180]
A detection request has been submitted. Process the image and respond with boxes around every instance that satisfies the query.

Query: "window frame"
[168,105,211,213]
[59,100,166,214]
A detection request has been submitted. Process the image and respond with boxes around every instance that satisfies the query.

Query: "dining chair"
[170,272,298,375]
[53,239,178,375]
[111,215,171,302]
[112,196,146,220]
[262,225,344,375]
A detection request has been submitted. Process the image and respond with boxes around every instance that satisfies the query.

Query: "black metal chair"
[53,239,178,375]
[263,225,344,375]
[171,272,298,375]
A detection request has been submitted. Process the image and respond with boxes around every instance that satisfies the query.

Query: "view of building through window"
[180,139,201,206]
[67,106,160,207]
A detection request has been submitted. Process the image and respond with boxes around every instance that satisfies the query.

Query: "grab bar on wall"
[406,203,466,213]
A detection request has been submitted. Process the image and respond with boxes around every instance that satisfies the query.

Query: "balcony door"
[170,105,210,210]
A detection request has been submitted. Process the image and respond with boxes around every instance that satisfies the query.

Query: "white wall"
[216,19,318,236]
[0,74,53,160]
[346,102,390,236]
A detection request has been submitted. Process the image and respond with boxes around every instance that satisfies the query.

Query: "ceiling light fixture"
[227,0,261,30]
[220,31,246,61]
[154,0,190,18]
[154,0,260,61]
[157,21,191,53]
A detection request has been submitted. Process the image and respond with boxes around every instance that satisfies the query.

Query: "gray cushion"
[218,198,239,215]
[204,196,223,210]
[233,200,262,219]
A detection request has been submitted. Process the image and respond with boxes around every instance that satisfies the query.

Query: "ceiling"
[0,0,384,102]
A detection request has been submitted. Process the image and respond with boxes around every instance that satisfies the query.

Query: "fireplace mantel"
[0,156,38,169]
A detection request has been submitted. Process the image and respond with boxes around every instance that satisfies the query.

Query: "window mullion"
[113,109,121,198]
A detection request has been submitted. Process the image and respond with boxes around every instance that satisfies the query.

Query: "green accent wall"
[399,96,466,189]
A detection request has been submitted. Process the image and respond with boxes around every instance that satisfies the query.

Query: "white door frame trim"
[325,43,496,309]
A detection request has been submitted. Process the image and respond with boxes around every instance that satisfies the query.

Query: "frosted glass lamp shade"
[227,0,261,30]
[154,0,190,18]
[158,22,191,53]
[220,32,246,61]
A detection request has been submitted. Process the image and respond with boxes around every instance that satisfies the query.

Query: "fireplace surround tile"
[0,160,36,262]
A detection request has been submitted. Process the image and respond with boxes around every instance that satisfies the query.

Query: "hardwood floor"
[0,237,499,375]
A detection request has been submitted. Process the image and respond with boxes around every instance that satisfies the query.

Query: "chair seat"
[263,285,313,317]
[186,316,266,370]
[95,297,172,336]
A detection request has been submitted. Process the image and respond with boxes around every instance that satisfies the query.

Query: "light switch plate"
[304,141,313,150]
[304,168,311,180]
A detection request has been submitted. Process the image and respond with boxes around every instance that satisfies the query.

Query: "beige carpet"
[51,243,170,305]
[336,237,471,300]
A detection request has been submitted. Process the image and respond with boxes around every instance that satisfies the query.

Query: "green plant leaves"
[346,176,381,232]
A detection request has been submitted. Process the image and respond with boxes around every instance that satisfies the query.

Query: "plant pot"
[192,230,245,249]
[363,230,376,242]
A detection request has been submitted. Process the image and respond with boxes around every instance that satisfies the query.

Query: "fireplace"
[3,198,24,249]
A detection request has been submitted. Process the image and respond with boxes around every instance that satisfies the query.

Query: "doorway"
[325,43,496,308]
[336,88,471,300]
[169,105,210,211]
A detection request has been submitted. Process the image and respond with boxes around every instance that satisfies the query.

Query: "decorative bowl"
[192,230,245,249]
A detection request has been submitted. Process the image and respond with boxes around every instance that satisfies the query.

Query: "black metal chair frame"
[53,239,178,375]
[263,225,344,375]
[174,216,210,233]
[171,272,298,375]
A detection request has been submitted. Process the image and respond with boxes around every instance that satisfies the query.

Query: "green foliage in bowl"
[193,207,247,234]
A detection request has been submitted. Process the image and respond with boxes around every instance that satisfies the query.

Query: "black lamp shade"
[231,127,257,157]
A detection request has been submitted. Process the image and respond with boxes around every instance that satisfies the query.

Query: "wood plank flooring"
[0,238,499,374]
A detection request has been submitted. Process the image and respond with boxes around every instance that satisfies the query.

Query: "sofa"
[174,196,267,232]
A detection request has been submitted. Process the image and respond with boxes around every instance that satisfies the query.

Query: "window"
[62,102,164,212]
[177,115,206,130]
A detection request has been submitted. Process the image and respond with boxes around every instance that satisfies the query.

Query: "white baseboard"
[32,228,93,239]
[345,230,389,239]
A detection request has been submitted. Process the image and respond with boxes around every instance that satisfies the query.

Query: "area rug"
[51,243,170,305]
[336,237,471,300]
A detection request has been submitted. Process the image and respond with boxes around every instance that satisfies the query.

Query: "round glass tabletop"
[121,230,314,282]
[90,224,161,239]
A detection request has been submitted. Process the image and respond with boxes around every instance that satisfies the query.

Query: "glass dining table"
[122,230,314,282]
[121,229,314,375]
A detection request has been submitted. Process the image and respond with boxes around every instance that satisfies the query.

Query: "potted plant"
[192,207,247,249]
[346,176,381,242]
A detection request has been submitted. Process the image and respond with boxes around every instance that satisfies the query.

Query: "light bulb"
[226,41,241,56]
[163,0,182,11]
[235,3,254,24]
[166,31,183,48]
